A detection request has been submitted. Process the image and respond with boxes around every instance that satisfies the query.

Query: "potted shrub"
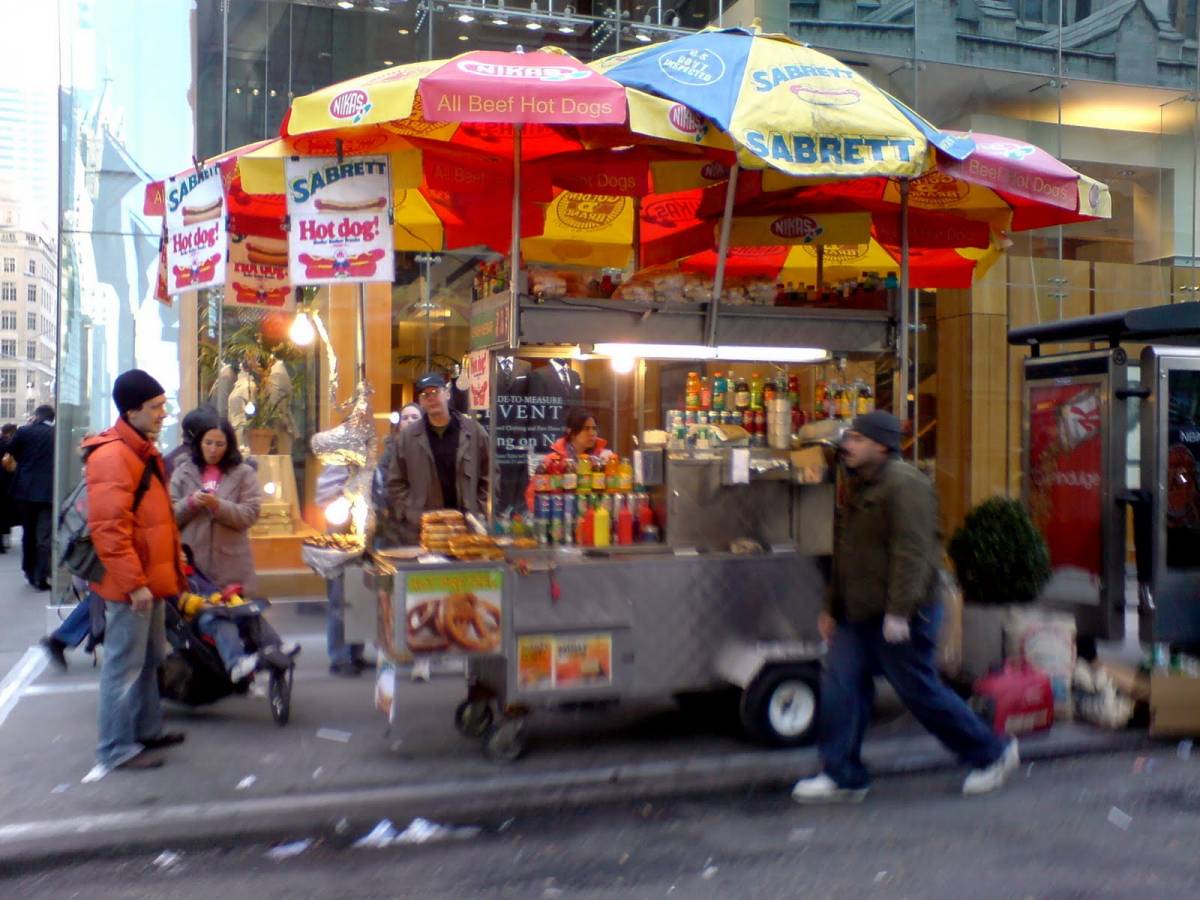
[948,497,1051,680]
[246,397,284,456]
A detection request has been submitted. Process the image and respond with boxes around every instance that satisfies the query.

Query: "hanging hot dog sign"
[164,163,227,296]
[285,155,394,285]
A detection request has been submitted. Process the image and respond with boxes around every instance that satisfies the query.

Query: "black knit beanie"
[113,369,166,415]
[849,410,902,454]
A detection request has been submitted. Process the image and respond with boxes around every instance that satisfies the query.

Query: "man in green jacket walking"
[792,411,1018,803]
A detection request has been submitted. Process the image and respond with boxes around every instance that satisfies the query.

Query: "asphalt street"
[3,749,1198,899]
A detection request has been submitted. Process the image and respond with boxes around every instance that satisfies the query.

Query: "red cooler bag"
[972,660,1055,737]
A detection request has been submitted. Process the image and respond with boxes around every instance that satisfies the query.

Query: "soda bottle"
[763,376,778,406]
[617,496,634,545]
[734,375,750,411]
[548,455,563,493]
[593,499,612,547]
[533,459,550,494]
[712,372,727,412]
[562,457,578,492]
[591,456,607,492]
[700,376,713,411]
[835,383,852,419]
[685,371,701,412]
[577,455,592,495]
[814,381,827,420]
[857,381,874,414]
[749,372,764,410]
[618,457,634,492]
[604,453,620,490]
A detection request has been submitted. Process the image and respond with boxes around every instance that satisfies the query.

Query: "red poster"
[1028,383,1103,587]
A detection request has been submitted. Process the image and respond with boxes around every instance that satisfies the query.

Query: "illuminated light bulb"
[325,496,351,525]
[457,11,475,23]
[289,311,315,346]
[264,482,277,496]
[610,351,635,375]
[244,401,256,416]
[389,410,401,425]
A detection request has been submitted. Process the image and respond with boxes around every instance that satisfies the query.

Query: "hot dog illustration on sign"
[164,163,227,296]
[285,155,394,285]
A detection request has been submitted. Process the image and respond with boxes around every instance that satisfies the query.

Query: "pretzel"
[406,599,448,652]
[438,593,500,653]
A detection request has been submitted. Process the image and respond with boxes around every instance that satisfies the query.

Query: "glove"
[882,614,910,644]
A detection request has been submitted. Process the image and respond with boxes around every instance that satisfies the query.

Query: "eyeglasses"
[418,389,442,399]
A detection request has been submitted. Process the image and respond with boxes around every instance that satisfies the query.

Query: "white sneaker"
[411,659,432,682]
[791,773,869,804]
[963,739,1020,796]
[230,653,259,682]
[279,641,301,657]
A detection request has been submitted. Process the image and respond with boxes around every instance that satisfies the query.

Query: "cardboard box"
[1097,661,1150,703]
[1150,672,1200,737]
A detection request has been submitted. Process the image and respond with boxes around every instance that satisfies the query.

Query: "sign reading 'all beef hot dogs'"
[285,155,394,285]
[164,163,227,296]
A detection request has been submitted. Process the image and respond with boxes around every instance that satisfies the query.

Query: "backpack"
[57,459,159,583]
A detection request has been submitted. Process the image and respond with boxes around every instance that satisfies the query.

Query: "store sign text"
[289,160,389,203]
[750,65,855,92]
[434,93,614,118]
[743,132,916,167]
[171,223,220,254]
[298,216,382,242]
[167,166,220,212]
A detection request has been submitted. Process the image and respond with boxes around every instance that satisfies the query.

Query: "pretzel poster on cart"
[164,163,227,296]
[404,568,503,656]
[225,232,293,309]
[285,155,393,285]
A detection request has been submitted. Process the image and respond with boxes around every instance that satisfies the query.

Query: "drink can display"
[534,494,551,545]
[562,495,575,545]
[697,411,708,425]
[686,410,698,425]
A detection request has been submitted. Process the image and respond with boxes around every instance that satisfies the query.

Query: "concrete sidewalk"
[0,542,1153,868]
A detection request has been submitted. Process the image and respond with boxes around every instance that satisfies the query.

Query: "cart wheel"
[482,717,527,763]
[454,699,493,738]
[740,665,819,747]
[269,667,291,727]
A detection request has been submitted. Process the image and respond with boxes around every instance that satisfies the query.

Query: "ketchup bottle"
[617,496,634,546]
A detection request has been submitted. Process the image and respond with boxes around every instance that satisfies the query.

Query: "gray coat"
[170,458,262,593]
[384,413,490,545]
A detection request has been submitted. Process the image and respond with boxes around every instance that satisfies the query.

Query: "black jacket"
[9,420,55,504]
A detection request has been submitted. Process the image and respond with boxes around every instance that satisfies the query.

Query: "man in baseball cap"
[793,409,1019,803]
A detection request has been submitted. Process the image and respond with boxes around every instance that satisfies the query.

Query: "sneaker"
[791,773,869,804]
[963,739,1020,796]
[39,636,67,671]
[411,659,432,683]
[279,641,301,657]
[116,750,166,770]
[230,653,259,682]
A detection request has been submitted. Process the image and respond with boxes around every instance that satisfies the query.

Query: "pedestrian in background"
[85,370,186,771]
[163,405,220,480]
[792,411,1018,804]
[8,404,56,590]
[0,422,17,554]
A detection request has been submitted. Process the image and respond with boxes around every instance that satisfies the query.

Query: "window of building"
[26,341,36,361]
[0,370,14,392]
[25,398,34,416]
[1,312,15,331]
[2,258,13,274]
[26,311,37,330]
[0,340,14,359]
[26,285,36,304]
[25,373,35,390]
[0,399,14,419]
[26,259,35,277]
[1,283,14,302]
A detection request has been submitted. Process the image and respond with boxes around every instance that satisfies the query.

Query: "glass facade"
[54,0,1200,547]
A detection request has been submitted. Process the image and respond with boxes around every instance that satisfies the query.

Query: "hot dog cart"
[341,294,895,761]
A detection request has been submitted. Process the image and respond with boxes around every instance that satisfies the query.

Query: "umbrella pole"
[706,162,740,347]
[508,124,522,351]
[898,178,910,430]
[357,282,367,384]
[423,258,432,373]
[816,245,824,294]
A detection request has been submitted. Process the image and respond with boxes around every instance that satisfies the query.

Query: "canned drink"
[697,411,709,425]
[534,494,551,545]
[562,496,575,546]
[550,494,564,545]
[731,411,743,427]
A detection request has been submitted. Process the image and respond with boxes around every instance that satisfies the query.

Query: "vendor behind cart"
[524,407,614,511]
[384,373,489,545]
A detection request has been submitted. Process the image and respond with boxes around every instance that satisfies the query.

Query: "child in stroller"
[159,550,299,725]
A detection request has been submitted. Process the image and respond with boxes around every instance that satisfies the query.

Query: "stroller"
[158,549,297,726]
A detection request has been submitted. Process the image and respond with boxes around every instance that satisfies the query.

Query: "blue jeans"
[96,598,166,768]
[52,598,92,648]
[819,602,1005,789]
[325,574,363,666]
[197,612,246,672]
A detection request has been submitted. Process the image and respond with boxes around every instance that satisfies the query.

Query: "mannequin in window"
[496,354,530,398]
[209,360,236,419]
[227,362,257,451]
[266,350,297,455]
[529,357,583,401]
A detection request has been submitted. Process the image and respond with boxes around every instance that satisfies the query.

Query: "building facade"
[53,0,1200,540]
[0,186,58,426]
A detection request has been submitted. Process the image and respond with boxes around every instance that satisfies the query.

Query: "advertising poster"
[516,633,613,691]
[1027,381,1103,602]
[467,349,491,411]
[516,636,554,691]
[225,232,293,309]
[404,568,503,656]
[285,155,393,285]
[164,163,226,295]
[1166,370,1200,567]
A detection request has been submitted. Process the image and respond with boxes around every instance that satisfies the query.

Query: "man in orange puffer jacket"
[86,370,188,772]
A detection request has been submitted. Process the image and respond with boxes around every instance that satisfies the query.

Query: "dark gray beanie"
[849,410,902,453]
[113,369,166,415]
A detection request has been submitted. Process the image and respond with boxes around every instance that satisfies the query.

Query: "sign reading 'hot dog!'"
[164,163,226,296]
[285,155,394,285]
